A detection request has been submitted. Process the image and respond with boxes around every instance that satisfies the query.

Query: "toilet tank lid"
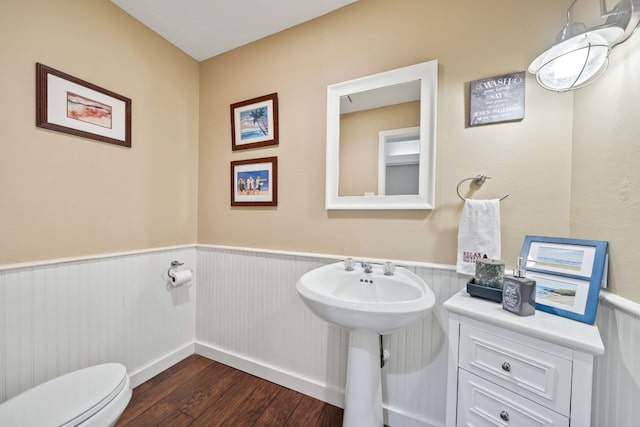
[0,363,129,427]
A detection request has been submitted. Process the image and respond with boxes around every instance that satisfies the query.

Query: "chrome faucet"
[383,261,395,276]
[361,262,374,273]
[344,257,356,271]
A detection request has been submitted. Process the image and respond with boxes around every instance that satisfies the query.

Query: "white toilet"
[0,363,132,427]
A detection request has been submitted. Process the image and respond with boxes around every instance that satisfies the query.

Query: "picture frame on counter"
[36,63,132,147]
[230,156,278,207]
[520,235,608,324]
[230,93,279,151]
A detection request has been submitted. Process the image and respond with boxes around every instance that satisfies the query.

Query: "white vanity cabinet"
[444,290,604,427]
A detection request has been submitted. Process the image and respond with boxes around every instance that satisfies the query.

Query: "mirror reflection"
[338,80,421,197]
[379,126,420,196]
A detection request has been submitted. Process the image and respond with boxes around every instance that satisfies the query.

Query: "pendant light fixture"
[529,0,639,92]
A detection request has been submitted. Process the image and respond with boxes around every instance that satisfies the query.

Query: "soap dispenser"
[502,257,536,316]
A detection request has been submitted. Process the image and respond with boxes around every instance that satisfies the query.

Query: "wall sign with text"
[469,71,525,127]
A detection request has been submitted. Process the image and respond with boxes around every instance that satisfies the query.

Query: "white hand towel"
[456,199,501,275]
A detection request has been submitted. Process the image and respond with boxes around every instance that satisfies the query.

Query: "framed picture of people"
[230,157,278,207]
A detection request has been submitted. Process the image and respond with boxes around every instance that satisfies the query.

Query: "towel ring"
[456,175,509,201]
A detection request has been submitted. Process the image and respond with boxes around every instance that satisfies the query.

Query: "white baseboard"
[194,341,345,408]
[194,341,437,427]
[128,343,195,388]
[386,405,444,427]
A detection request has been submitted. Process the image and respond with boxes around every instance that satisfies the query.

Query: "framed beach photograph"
[520,235,608,324]
[36,63,132,147]
[230,156,278,207]
[230,93,278,151]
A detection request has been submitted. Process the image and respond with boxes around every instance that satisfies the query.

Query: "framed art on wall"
[469,71,525,127]
[36,63,132,147]
[520,235,608,324]
[230,156,278,207]
[230,93,278,151]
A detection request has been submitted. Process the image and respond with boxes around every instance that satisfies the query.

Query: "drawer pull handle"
[501,362,511,372]
[500,410,510,422]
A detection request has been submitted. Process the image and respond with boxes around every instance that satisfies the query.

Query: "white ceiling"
[110,0,357,62]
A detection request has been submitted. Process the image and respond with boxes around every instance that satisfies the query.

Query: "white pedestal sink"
[295,261,436,427]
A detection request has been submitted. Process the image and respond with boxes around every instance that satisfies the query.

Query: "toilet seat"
[0,363,131,427]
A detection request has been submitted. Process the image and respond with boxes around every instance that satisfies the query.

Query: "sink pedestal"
[343,330,384,427]
[295,262,436,426]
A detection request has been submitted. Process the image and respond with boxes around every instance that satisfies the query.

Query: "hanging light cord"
[558,0,582,42]
[568,0,579,22]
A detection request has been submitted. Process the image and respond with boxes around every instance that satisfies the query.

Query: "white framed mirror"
[325,59,437,210]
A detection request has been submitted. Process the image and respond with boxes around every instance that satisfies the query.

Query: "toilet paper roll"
[170,269,192,287]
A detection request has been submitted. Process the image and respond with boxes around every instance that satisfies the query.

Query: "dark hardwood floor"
[116,354,344,426]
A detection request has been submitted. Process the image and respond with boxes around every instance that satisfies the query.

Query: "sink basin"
[296,261,436,426]
[296,261,435,334]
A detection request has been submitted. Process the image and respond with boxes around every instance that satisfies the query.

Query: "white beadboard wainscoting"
[593,295,640,427]
[0,246,196,403]
[1,244,639,427]
[196,246,640,427]
[195,245,466,427]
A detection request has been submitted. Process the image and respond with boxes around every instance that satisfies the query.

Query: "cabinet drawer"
[457,370,569,427]
[459,324,572,416]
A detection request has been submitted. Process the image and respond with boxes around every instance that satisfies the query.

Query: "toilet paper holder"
[167,260,193,287]
[168,260,184,280]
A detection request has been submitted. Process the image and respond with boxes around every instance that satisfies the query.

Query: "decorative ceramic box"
[467,258,505,303]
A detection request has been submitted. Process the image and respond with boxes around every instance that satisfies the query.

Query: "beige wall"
[199,0,573,269]
[0,0,200,264]
[572,32,640,301]
[3,0,636,302]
